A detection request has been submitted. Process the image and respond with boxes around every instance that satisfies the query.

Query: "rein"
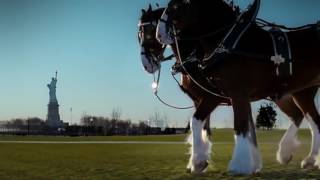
[172,26,230,100]
[174,23,234,41]
[140,20,195,109]
[152,66,194,110]
[256,18,316,31]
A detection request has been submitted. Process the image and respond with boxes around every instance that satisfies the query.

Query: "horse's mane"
[140,5,165,22]
[224,0,241,15]
[179,0,237,36]
[193,0,238,20]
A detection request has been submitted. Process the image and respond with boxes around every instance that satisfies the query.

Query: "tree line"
[77,115,157,136]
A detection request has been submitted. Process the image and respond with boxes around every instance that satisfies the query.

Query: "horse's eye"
[146,35,152,39]
[173,4,178,9]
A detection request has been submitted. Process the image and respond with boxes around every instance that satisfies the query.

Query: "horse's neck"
[174,1,237,61]
[198,1,236,29]
[154,8,165,19]
[189,1,236,54]
[171,40,197,62]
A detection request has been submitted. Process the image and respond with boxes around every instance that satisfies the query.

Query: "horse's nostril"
[144,65,148,70]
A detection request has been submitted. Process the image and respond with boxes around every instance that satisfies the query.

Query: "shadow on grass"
[167,168,320,180]
[257,168,320,180]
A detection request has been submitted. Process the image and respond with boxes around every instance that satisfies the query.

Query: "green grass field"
[0,129,319,180]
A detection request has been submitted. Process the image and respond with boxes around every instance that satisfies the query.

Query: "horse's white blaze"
[277,122,300,164]
[187,117,212,172]
[156,10,174,45]
[140,46,160,74]
[228,134,262,174]
[302,114,320,168]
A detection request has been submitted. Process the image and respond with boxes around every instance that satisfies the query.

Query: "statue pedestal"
[46,101,62,129]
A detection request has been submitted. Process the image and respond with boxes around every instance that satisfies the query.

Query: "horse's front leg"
[187,99,219,173]
[228,96,262,174]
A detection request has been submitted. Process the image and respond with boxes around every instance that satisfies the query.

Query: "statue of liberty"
[47,71,58,103]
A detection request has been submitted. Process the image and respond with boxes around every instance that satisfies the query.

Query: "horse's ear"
[148,4,152,12]
[155,3,159,8]
[141,9,146,15]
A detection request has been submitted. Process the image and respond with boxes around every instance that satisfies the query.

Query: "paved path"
[0,141,187,144]
[0,141,282,145]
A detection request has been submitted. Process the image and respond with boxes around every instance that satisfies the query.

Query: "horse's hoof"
[193,161,209,173]
[283,155,293,164]
[301,163,316,170]
[277,151,293,165]
[301,158,316,169]
[186,168,191,173]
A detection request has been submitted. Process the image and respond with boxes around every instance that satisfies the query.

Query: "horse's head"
[156,0,238,45]
[156,0,197,45]
[138,5,166,74]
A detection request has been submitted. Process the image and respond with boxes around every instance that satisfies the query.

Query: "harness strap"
[269,27,292,77]
[159,18,168,23]
[138,21,158,27]
[162,54,175,61]
[257,18,315,31]
[172,26,230,99]
[218,0,260,50]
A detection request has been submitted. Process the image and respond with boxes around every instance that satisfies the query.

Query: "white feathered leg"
[277,122,300,164]
[187,117,212,173]
[228,134,262,175]
[302,114,320,169]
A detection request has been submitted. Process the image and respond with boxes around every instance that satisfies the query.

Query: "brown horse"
[156,0,320,175]
[139,3,316,172]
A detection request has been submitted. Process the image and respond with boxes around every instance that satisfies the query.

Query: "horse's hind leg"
[187,99,219,173]
[292,87,320,169]
[276,95,304,164]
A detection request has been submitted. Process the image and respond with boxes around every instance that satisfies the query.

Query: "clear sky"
[0,0,319,128]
